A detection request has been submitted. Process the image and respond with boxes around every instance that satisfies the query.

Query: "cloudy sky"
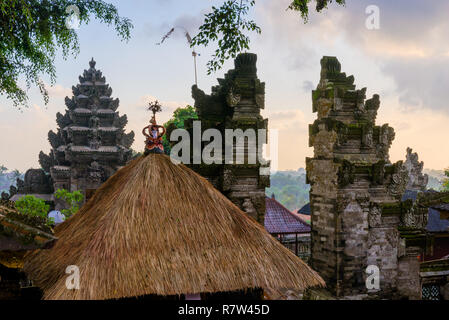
[1,0,448,172]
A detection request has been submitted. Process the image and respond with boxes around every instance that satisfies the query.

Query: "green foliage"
[191,0,260,74]
[164,105,198,129]
[162,105,198,155]
[443,168,449,191]
[288,0,345,22]
[192,0,345,74]
[15,195,52,225]
[0,167,24,194]
[55,188,83,218]
[266,170,310,211]
[0,0,133,109]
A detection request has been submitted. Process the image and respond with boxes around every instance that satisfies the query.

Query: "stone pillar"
[186,53,269,224]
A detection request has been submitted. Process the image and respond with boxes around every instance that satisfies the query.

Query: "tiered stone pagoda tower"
[185,53,270,223]
[38,58,134,205]
[306,57,427,299]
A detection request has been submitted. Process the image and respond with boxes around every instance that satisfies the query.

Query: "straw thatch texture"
[24,154,324,300]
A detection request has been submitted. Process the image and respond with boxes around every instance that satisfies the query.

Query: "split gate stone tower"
[185,53,270,224]
[307,57,426,299]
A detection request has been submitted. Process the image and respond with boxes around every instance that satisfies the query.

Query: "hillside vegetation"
[266,169,310,212]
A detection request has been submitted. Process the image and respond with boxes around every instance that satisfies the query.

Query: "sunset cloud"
[256,0,449,113]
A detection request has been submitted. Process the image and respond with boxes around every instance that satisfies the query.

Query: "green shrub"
[55,189,84,218]
[266,170,310,211]
[162,105,198,155]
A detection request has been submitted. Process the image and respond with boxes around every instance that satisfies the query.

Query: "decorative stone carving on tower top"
[186,53,269,223]
[306,56,426,299]
[38,58,134,207]
[404,147,429,192]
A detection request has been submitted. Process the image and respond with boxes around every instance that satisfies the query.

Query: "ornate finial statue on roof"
[89,57,96,69]
[142,100,166,155]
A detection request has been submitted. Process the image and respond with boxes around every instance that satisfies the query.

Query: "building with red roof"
[265,195,311,262]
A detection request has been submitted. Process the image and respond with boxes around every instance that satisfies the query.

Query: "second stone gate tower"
[306,57,426,299]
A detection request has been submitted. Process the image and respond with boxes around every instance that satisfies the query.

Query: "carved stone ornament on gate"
[226,88,241,108]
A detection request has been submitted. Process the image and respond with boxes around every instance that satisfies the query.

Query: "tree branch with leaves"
[191,0,345,74]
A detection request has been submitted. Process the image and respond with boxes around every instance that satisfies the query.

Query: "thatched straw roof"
[24,154,324,300]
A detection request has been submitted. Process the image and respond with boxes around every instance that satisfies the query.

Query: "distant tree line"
[266,170,310,211]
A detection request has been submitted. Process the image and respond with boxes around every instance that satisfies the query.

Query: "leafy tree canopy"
[55,188,83,218]
[164,105,198,129]
[0,167,24,195]
[191,0,345,74]
[0,0,133,109]
[15,194,52,225]
[443,168,449,191]
[162,105,198,155]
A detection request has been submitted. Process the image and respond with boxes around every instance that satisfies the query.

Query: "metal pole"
[193,50,198,86]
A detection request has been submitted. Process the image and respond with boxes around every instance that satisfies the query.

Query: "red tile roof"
[265,197,311,234]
